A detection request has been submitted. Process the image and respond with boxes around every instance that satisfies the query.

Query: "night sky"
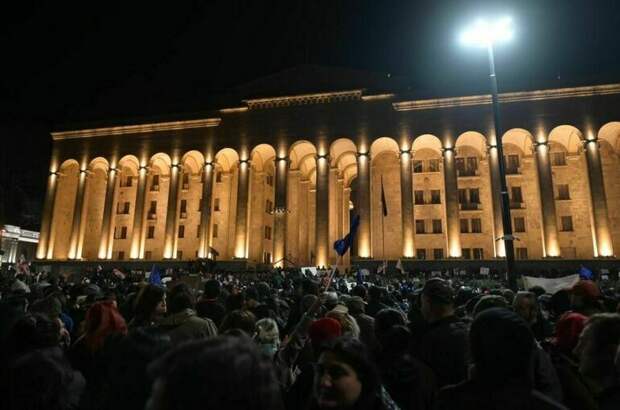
[2,0,619,229]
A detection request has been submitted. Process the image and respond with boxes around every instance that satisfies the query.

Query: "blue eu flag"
[334,215,361,256]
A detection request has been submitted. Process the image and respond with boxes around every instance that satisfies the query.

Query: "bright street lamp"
[461,17,517,290]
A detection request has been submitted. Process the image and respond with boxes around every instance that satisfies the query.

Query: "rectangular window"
[416,248,427,260]
[516,247,528,260]
[182,173,190,190]
[413,160,424,173]
[561,216,574,232]
[473,248,484,260]
[466,157,478,176]
[265,199,273,213]
[428,159,440,172]
[178,225,185,238]
[151,174,160,191]
[198,198,203,211]
[462,248,471,260]
[215,172,223,183]
[469,188,480,204]
[197,225,201,238]
[214,198,220,211]
[147,226,155,239]
[121,175,133,187]
[433,248,444,260]
[430,190,441,204]
[456,157,466,176]
[458,189,468,204]
[415,219,425,234]
[557,184,570,200]
[414,190,425,205]
[118,251,125,260]
[266,175,274,186]
[511,186,523,203]
[432,219,442,234]
[177,250,183,259]
[123,202,130,214]
[148,201,157,219]
[120,226,127,239]
[263,252,272,264]
[506,154,520,174]
[264,226,272,240]
[471,218,482,233]
[460,218,470,233]
[180,199,187,216]
[116,202,122,214]
[212,224,218,238]
[551,151,567,166]
[514,217,526,233]
[144,251,152,260]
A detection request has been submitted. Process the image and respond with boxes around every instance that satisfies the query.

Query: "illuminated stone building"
[35,68,620,268]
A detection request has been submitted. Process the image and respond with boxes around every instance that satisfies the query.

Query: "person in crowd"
[410,278,469,388]
[366,286,389,317]
[346,295,377,352]
[472,294,508,318]
[157,283,217,345]
[575,313,620,409]
[195,279,227,327]
[147,335,284,410]
[513,291,553,341]
[311,336,398,410]
[436,308,566,410]
[569,280,605,317]
[219,308,257,336]
[256,317,281,358]
[129,284,166,328]
[326,304,361,339]
[102,328,172,410]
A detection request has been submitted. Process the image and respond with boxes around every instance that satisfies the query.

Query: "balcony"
[148,212,157,220]
[150,185,160,192]
[457,170,479,177]
[505,167,520,175]
[180,212,187,219]
[182,183,189,190]
[510,201,525,209]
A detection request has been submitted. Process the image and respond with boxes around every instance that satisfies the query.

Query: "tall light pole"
[461,17,517,290]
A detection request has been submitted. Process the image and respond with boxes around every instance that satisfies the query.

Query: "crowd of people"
[1,264,619,410]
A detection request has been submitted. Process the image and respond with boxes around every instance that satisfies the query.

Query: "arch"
[87,157,109,172]
[250,144,277,172]
[455,131,488,157]
[149,152,172,175]
[59,158,80,172]
[412,134,443,155]
[289,140,317,169]
[214,148,240,172]
[548,125,583,154]
[369,137,399,159]
[181,150,205,175]
[598,122,620,153]
[343,163,358,188]
[329,138,357,168]
[502,128,534,156]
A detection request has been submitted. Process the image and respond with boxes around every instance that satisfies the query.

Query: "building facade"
[36,73,620,268]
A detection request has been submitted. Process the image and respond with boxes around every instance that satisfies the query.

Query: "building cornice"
[51,118,222,140]
[392,83,620,112]
[243,89,363,109]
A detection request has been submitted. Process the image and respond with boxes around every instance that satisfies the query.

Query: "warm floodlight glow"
[461,17,513,47]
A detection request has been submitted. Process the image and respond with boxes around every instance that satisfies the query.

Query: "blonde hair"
[325,311,360,339]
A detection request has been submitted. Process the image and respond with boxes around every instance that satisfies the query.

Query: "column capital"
[239,158,251,165]
[399,148,413,158]
[204,161,214,168]
[356,151,370,158]
[316,153,330,161]
[582,138,600,148]
[441,146,455,156]
[275,156,290,163]
[486,144,498,153]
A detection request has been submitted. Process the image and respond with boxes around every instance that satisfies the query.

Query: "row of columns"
[37,135,615,263]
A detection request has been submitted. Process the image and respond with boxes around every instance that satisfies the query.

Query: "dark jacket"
[410,316,469,388]
[548,346,597,410]
[352,312,378,352]
[436,378,567,410]
[195,299,227,328]
[157,309,217,345]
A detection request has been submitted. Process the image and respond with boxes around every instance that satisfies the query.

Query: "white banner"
[522,274,580,294]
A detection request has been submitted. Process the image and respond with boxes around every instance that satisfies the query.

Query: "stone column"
[356,152,372,258]
[533,141,561,257]
[273,156,289,267]
[68,168,88,259]
[315,154,330,267]
[583,138,614,256]
[234,159,251,258]
[130,166,148,259]
[442,147,462,257]
[164,164,182,259]
[37,171,59,259]
[487,144,506,257]
[400,149,415,258]
[198,162,215,258]
[98,167,118,259]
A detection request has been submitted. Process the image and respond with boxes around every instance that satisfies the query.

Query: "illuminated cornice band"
[392,83,620,112]
[243,90,363,109]
[361,93,395,101]
[52,118,222,140]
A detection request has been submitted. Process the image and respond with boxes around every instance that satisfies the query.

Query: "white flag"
[377,260,387,274]
[395,258,405,274]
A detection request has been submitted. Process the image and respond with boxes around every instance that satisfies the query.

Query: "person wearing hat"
[326,304,360,339]
[346,296,378,352]
[410,278,469,388]
[569,280,604,317]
